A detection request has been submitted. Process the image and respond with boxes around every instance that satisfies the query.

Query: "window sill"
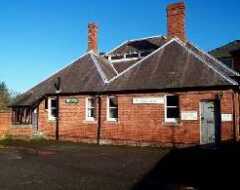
[163,122,182,127]
[48,119,56,123]
[83,120,97,124]
[11,124,32,128]
[105,120,119,124]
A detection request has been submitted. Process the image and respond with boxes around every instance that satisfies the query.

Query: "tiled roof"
[209,40,240,58]
[12,37,239,107]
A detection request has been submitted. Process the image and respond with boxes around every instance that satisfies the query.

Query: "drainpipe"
[56,95,59,141]
[96,95,101,145]
[55,77,61,141]
[232,92,237,142]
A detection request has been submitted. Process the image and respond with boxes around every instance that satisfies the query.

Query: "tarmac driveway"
[0,141,239,190]
[0,143,169,190]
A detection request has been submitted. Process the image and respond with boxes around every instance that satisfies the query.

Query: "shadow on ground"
[132,142,240,190]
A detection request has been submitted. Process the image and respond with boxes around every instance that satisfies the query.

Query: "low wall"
[0,112,11,137]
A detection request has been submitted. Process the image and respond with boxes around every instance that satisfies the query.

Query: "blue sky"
[0,0,239,93]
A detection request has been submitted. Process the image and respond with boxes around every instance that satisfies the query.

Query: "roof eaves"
[108,38,175,83]
[174,38,238,86]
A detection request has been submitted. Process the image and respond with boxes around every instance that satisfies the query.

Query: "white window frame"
[107,96,118,122]
[164,95,180,123]
[85,97,96,121]
[48,97,57,121]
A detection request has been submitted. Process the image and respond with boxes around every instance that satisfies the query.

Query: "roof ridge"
[188,41,240,76]
[108,38,175,83]
[91,51,119,75]
[174,39,238,85]
[89,52,109,84]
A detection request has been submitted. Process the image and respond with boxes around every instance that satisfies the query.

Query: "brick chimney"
[88,23,98,52]
[167,2,186,42]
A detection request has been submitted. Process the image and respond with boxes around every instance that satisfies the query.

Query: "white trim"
[109,61,119,75]
[173,38,239,85]
[105,35,165,55]
[188,41,240,76]
[107,96,118,122]
[85,97,96,122]
[48,97,57,121]
[108,38,175,83]
[164,95,180,123]
[90,52,109,84]
[91,50,119,75]
[110,57,140,63]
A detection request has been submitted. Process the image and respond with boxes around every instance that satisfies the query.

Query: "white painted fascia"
[110,57,140,63]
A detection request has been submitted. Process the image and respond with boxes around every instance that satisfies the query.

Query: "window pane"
[167,107,179,118]
[109,97,117,107]
[51,99,57,108]
[51,108,57,118]
[110,108,118,119]
[167,96,179,107]
[88,98,95,108]
[88,108,96,118]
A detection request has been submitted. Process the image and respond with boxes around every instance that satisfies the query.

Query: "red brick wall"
[33,90,236,146]
[8,127,33,139]
[99,90,234,146]
[38,100,56,139]
[0,112,11,136]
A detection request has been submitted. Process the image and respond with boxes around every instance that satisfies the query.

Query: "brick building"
[9,2,240,146]
[210,40,240,72]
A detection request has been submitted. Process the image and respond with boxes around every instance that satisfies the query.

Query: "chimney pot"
[88,23,98,52]
[167,2,186,42]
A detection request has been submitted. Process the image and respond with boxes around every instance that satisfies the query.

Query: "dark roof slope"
[104,40,237,92]
[12,38,239,107]
[187,42,239,77]
[112,59,140,73]
[108,36,168,55]
[209,40,240,58]
[12,52,117,106]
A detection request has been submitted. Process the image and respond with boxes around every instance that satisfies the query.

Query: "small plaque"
[133,97,164,104]
[221,114,232,122]
[181,111,198,121]
[65,97,79,104]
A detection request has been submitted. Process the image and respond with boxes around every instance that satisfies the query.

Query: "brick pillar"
[88,23,98,53]
[167,2,186,42]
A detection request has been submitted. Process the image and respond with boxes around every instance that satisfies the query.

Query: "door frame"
[199,100,216,145]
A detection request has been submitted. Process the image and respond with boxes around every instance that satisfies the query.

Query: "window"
[12,107,32,125]
[107,96,118,121]
[86,97,96,121]
[48,97,58,121]
[165,95,180,123]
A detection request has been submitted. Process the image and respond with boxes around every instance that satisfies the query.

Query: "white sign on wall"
[181,111,198,121]
[133,97,164,104]
[221,114,232,122]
